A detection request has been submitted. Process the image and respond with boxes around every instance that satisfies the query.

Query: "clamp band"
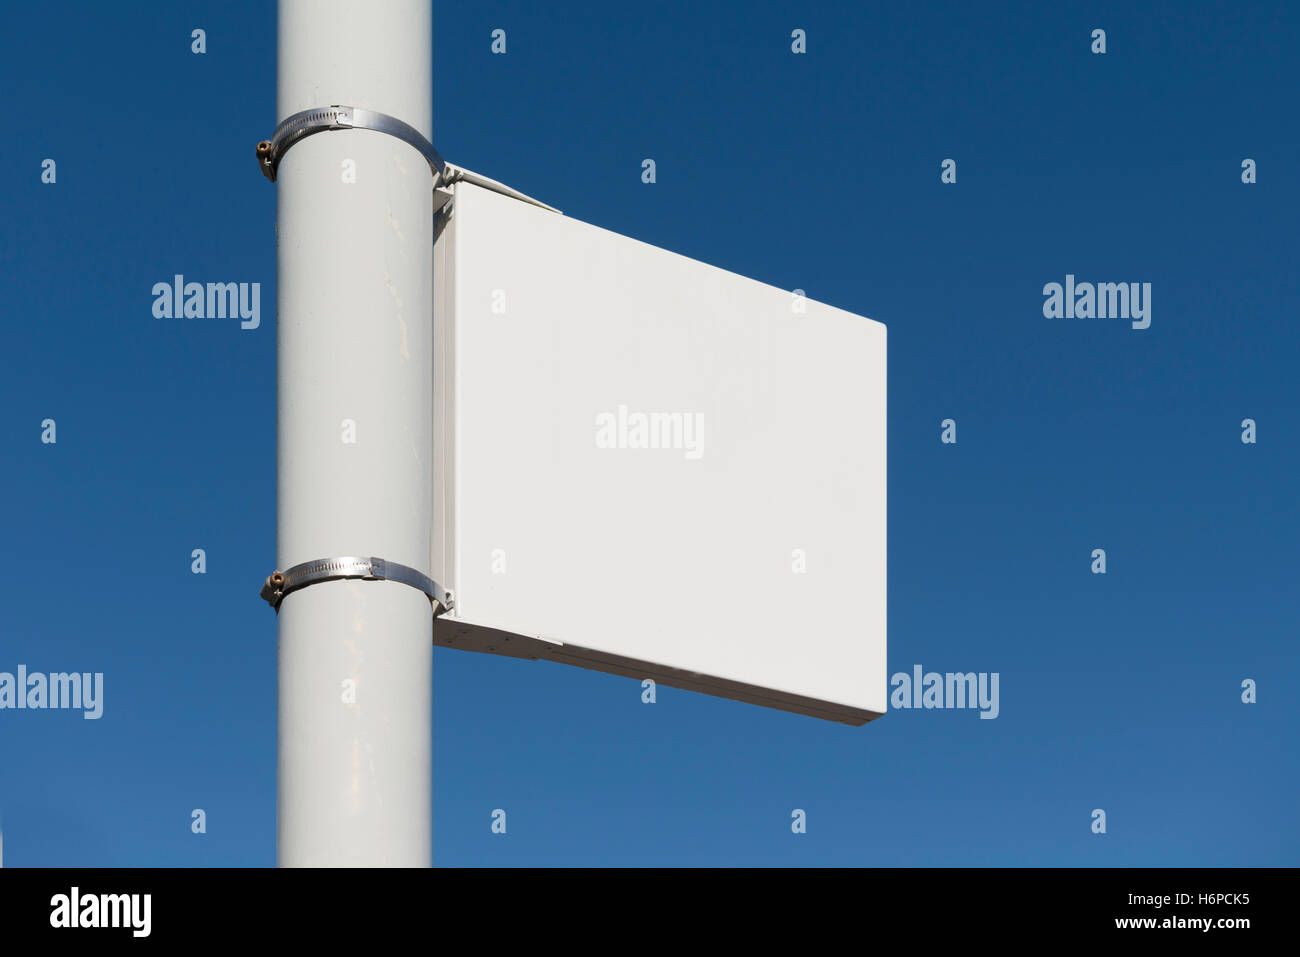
[260,556,453,615]
[256,105,446,183]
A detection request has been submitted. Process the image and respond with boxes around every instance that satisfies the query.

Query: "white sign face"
[432,181,886,725]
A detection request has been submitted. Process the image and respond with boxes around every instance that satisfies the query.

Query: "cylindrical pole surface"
[276,0,433,866]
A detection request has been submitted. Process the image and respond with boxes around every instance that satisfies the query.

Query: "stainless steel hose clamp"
[256,105,446,183]
[260,556,453,616]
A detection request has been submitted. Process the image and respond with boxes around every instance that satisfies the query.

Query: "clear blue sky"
[1,0,1295,866]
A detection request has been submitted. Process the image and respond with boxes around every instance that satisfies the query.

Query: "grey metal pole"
[274,0,433,866]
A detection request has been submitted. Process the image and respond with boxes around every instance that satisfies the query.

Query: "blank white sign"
[432,181,886,725]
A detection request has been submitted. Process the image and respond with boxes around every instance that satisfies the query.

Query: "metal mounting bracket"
[260,556,453,616]
[256,105,446,183]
